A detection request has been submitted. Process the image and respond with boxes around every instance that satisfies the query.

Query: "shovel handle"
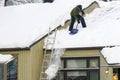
[76,23,78,29]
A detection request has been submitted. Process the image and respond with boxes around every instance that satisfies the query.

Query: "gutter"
[0,47,30,52]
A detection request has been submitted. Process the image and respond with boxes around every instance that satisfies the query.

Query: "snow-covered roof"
[54,1,120,49]
[101,46,120,64]
[0,54,13,63]
[0,3,62,49]
[1,0,120,50]
[0,0,94,49]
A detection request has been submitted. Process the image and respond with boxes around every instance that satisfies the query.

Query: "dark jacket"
[70,6,84,20]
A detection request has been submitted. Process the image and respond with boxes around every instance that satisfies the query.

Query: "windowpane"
[90,71,99,80]
[55,71,66,80]
[0,64,3,80]
[67,71,87,80]
[67,59,87,68]
[61,60,64,69]
[89,59,98,68]
[7,58,17,80]
[56,71,64,80]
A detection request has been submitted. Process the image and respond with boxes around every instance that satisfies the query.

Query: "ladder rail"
[49,28,57,66]
[40,27,57,80]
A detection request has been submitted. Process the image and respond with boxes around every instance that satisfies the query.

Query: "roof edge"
[0,47,30,52]
[43,45,117,51]
[66,46,104,50]
[29,25,61,48]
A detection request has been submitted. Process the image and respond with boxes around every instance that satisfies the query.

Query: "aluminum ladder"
[40,28,57,80]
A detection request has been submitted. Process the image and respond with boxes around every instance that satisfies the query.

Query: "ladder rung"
[43,59,49,62]
[41,78,47,80]
[43,61,49,64]
[41,72,46,74]
[42,66,48,68]
[47,37,55,39]
[40,28,57,80]
[46,43,54,45]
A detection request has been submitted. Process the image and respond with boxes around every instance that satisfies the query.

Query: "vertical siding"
[0,50,32,80]
[0,38,44,80]
[30,39,44,80]
[0,47,114,80]
[62,49,101,57]
[18,50,32,80]
[100,53,113,80]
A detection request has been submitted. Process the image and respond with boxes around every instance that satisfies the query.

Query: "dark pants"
[69,15,87,31]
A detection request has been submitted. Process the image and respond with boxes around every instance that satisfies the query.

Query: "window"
[89,59,99,68]
[67,59,87,68]
[7,58,18,80]
[0,64,4,80]
[55,57,100,80]
[0,57,18,80]
[67,71,87,80]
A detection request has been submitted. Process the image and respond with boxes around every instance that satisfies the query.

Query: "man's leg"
[69,16,75,31]
[78,15,87,28]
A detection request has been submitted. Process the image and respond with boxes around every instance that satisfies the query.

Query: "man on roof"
[69,5,87,32]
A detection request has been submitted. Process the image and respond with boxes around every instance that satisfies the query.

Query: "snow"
[101,46,120,64]
[1,0,120,63]
[0,54,13,63]
[45,48,65,79]
[54,1,120,48]
[0,0,95,49]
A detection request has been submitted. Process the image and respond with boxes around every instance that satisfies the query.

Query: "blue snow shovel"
[69,23,79,35]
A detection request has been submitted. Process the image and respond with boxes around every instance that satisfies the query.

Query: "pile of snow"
[45,48,65,79]
[54,1,120,48]
[101,46,120,64]
[0,54,13,63]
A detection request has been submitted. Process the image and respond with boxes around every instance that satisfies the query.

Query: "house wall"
[99,53,113,80]
[30,39,44,80]
[0,50,31,80]
[62,49,112,80]
[62,49,100,57]
[0,38,45,80]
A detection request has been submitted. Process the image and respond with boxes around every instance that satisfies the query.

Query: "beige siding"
[18,50,32,80]
[0,38,44,80]
[62,49,101,57]
[0,50,32,80]
[30,39,44,80]
[84,1,100,14]
[100,54,114,80]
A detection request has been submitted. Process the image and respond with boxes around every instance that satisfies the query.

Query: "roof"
[0,0,94,50]
[101,46,120,64]
[1,0,120,50]
[0,3,65,49]
[53,1,120,49]
[0,54,13,63]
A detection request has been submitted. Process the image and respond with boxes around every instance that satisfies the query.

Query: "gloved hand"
[82,13,86,17]
[82,11,85,17]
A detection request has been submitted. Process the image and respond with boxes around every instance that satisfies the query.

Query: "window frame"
[4,57,18,80]
[59,57,100,80]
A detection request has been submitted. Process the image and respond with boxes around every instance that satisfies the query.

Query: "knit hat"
[77,5,82,10]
